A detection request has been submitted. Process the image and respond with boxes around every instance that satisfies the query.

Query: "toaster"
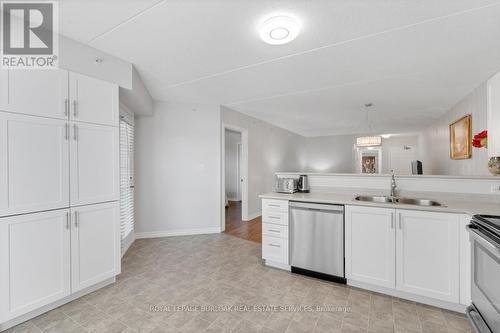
[275,178,298,194]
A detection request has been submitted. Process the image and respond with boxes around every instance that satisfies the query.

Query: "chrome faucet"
[390,170,397,198]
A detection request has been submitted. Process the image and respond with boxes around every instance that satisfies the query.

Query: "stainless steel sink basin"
[354,195,443,207]
[394,197,442,206]
[355,195,393,203]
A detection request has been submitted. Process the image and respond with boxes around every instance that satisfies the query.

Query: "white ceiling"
[60,0,500,136]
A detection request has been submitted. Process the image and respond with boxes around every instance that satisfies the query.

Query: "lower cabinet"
[261,199,289,267]
[396,209,459,303]
[0,202,119,323]
[345,206,396,288]
[345,205,461,303]
[71,202,120,293]
[0,209,71,322]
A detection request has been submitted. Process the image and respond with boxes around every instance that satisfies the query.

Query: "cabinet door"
[71,202,120,292]
[69,72,118,126]
[345,205,396,288]
[70,123,119,206]
[396,209,459,302]
[0,112,70,217]
[0,209,71,322]
[1,69,68,119]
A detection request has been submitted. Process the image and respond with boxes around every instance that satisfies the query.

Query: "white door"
[0,209,71,322]
[1,69,68,119]
[396,209,460,302]
[0,112,70,217]
[345,205,396,288]
[69,72,118,126]
[388,147,415,174]
[70,202,120,292]
[70,122,119,206]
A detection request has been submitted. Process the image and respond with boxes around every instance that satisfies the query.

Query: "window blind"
[119,119,134,253]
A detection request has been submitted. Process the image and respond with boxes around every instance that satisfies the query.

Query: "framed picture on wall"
[449,114,471,160]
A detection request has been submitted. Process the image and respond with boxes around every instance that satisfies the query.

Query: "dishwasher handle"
[289,201,344,212]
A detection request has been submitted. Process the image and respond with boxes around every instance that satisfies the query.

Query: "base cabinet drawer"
[262,223,288,239]
[262,210,288,226]
[262,235,288,265]
[262,199,288,212]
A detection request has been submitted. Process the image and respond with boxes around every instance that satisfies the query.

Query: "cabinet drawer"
[262,210,288,226]
[262,223,288,239]
[262,199,288,212]
[262,235,288,265]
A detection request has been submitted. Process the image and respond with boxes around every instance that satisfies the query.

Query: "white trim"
[347,280,466,313]
[0,278,115,332]
[245,211,261,221]
[135,227,222,239]
[121,231,135,258]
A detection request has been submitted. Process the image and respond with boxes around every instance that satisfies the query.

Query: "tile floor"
[5,234,472,333]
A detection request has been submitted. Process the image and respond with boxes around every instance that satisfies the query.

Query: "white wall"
[134,101,221,236]
[221,106,306,217]
[304,135,356,173]
[419,83,490,176]
[225,130,241,201]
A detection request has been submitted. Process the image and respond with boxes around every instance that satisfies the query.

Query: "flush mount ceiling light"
[259,15,301,45]
[356,136,382,147]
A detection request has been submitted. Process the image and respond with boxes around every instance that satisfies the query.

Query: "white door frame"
[221,123,249,231]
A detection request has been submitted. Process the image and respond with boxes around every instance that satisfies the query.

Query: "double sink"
[355,195,442,207]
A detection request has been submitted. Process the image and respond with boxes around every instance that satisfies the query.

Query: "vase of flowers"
[473,130,500,175]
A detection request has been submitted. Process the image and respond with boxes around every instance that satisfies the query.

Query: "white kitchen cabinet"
[261,199,289,267]
[70,122,119,206]
[396,209,460,303]
[0,112,70,217]
[69,72,118,127]
[0,69,68,120]
[71,202,120,292]
[345,206,396,288]
[0,209,71,322]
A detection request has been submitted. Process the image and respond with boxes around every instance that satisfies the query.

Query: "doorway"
[221,125,260,243]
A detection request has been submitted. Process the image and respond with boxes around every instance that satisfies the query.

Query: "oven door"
[468,225,500,333]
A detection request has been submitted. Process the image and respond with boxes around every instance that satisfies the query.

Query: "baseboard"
[265,260,291,271]
[135,227,222,239]
[0,277,116,332]
[244,211,261,221]
[347,280,466,313]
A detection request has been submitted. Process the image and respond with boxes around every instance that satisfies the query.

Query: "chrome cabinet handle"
[390,212,394,229]
[268,204,280,207]
[64,99,69,116]
[73,100,78,117]
[66,212,70,230]
[268,216,280,219]
[269,243,281,248]
[268,229,281,233]
[73,124,77,140]
[64,123,69,140]
[74,211,78,228]
[398,213,402,229]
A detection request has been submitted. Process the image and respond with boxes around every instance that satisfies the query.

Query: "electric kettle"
[297,175,310,193]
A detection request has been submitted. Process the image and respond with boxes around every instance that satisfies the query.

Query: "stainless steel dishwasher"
[289,201,345,283]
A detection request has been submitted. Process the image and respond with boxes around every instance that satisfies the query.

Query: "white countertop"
[259,191,500,216]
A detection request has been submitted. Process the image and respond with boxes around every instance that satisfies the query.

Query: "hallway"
[224,201,262,243]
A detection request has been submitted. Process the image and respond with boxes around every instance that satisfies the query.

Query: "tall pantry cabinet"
[0,68,121,327]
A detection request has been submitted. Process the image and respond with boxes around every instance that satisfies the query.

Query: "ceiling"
[60,0,500,137]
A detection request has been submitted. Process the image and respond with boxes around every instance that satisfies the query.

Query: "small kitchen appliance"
[297,175,310,193]
[275,178,297,194]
